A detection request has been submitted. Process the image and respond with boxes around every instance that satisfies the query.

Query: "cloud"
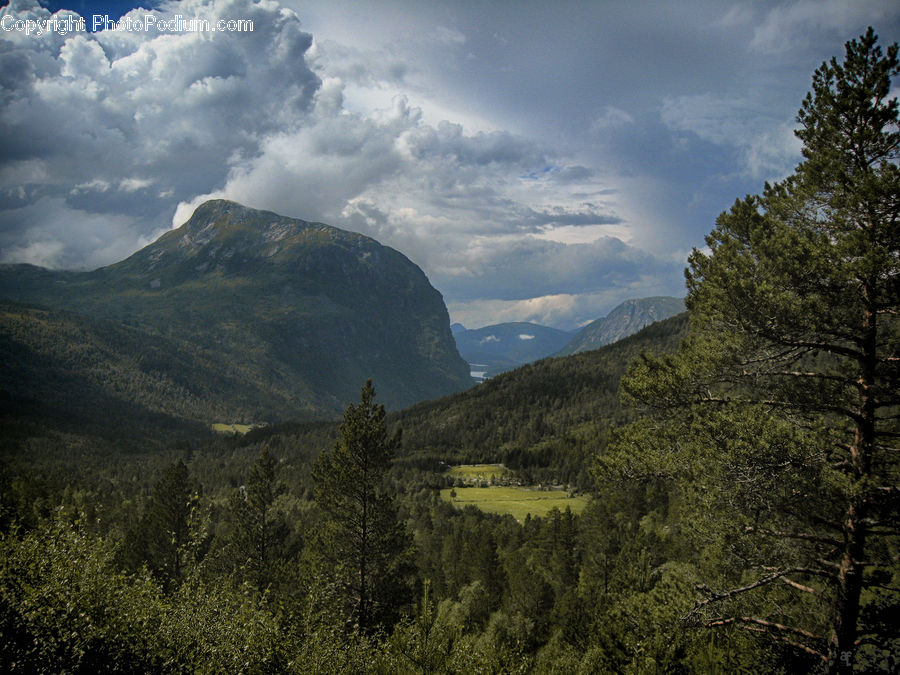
[661,94,753,147]
[0,0,320,264]
[448,294,584,331]
[186,95,416,226]
[185,79,624,275]
[660,93,802,181]
[434,25,466,46]
[401,120,542,166]
[591,106,635,133]
[743,123,803,180]
[546,165,596,183]
[0,0,690,329]
[751,0,896,54]
[432,235,683,303]
[447,279,685,332]
[0,238,65,269]
[9,0,885,330]
[0,196,152,269]
[306,39,410,91]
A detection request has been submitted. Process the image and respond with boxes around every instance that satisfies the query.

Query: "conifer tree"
[143,459,205,590]
[603,29,899,672]
[226,447,289,591]
[312,380,414,632]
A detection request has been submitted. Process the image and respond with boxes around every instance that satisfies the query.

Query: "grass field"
[440,486,589,522]
[211,423,259,434]
[445,463,509,482]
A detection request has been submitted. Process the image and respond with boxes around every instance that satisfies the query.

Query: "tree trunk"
[826,501,866,673]
[825,299,877,673]
[359,492,369,631]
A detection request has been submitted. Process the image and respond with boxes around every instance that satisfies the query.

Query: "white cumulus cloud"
[0,0,319,266]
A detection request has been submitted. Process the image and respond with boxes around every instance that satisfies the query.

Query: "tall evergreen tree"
[312,380,414,632]
[226,447,289,591]
[142,460,206,590]
[602,29,899,673]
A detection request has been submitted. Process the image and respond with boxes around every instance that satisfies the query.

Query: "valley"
[4,74,899,666]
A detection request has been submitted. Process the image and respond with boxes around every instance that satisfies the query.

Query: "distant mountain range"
[0,200,470,427]
[453,322,575,380]
[452,296,684,379]
[555,296,685,356]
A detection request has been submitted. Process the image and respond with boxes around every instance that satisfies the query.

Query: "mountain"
[0,200,471,423]
[453,322,575,379]
[556,296,684,356]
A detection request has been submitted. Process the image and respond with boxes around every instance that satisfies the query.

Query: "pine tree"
[603,29,900,672]
[142,459,206,590]
[226,447,289,591]
[312,380,414,632]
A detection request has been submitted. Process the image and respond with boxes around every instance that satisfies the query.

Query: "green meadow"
[211,422,259,434]
[440,486,589,522]
[445,463,509,482]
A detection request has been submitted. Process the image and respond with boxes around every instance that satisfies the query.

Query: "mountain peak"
[556,296,685,356]
[184,199,318,233]
[175,200,336,250]
[120,200,379,282]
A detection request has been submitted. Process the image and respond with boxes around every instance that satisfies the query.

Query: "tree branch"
[780,576,820,595]
[684,570,790,619]
[734,345,815,366]
[703,616,827,660]
[735,370,855,386]
[752,332,863,362]
[745,526,842,547]
[697,395,863,423]
[816,558,842,570]
[760,565,838,583]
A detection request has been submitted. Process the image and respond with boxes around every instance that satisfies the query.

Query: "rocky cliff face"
[0,200,471,419]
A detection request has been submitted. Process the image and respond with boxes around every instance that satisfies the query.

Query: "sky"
[1,0,899,329]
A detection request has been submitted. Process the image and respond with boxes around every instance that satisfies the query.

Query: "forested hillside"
[0,300,282,437]
[1,310,696,671]
[392,312,688,488]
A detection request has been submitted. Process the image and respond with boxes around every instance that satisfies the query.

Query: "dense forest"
[1,30,899,674]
